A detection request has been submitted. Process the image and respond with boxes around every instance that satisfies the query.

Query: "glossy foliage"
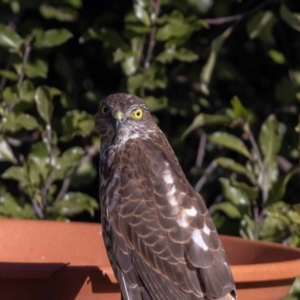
[0,3,299,297]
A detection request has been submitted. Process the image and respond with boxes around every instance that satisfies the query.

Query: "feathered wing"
[110,132,236,300]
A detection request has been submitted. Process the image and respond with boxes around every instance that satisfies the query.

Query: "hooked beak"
[114,110,125,132]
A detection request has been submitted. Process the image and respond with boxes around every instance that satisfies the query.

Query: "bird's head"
[95,93,155,148]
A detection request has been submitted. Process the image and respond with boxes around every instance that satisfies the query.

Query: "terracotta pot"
[0,220,300,300]
[222,235,300,300]
[0,220,119,300]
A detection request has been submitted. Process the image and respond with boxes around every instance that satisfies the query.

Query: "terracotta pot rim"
[221,235,300,283]
[2,220,300,286]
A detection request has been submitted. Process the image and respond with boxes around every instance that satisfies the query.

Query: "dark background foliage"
[0,0,299,296]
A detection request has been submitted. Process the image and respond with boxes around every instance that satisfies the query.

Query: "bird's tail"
[218,290,237,300]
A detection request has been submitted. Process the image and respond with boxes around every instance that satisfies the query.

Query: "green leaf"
[53,147,84,180]
[39,4,77,22]
[24,59,48,79]
[125,24,151,35]
[17,113,39,130]
[259,202,289,242]
[156,47,198,63]
[0,138,16,163]
[113,48,136,63]
[2,113,20,132]
[80,27,127,48]
[70,160,96,188]
[155,47,177,63]
[34,86,53,123]
[214,157,255,183]
[156,11,185,25]
[0,69,18,81]
[2,85,18,103]
[2,166,28,184]
[133,3,151,26]
[175,48,198,62]
[19,79,35,101]
[127,73,144,94]
[213,202,241,219]
[0,192,35,219]
[219,178,251,214]
[121,56,138,76]
[229,178,259,202]
[182,114,232,139]
[247,11,276,43]
[143,64,167,90]
[259,160,279,193]
[230,96,247,119]
[78,28,101,43]
[156,23,191,41]
[144,96,168,112]
[28,142,52,182]
[266,166,299,207]
[280,4,300,32]
[48,192,98,217]
[0,24,23,50]
[288,210,300,225]
[268,50,285,65]
[34,29,73,48]
[208,132,251,158]
[200,28,231,95]
[64,0,82,9]
[60,110,94,141]
[259,115,283,166]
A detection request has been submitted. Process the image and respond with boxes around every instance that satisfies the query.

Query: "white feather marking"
[177,215,189,228]
[203,223,211,235]
[169,185,176,195]
[168,195,177,206]
[185,206,197,217]
[121,273,130,300]
[192,229,208,251]
[163,169,174,184]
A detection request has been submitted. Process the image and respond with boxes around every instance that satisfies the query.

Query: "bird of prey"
[95,93,236,300]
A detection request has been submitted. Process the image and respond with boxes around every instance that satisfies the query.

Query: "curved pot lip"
[220,235,300,283]
[1,220,300,284]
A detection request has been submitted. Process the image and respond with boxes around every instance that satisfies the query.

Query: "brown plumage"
[95,93,237,300]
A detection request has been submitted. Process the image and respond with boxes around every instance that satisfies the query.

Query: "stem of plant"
[40,123,54,216]
[143,2,159,70]
[205,0,272,26]
[245,126,268,238]
[17,41,31,87]
[196,132,206,168]
[194,160,217,193]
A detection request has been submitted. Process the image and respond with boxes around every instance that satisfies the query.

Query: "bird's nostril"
[114,110,125,122]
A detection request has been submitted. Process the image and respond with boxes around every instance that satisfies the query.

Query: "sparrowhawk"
[95,93,236,300]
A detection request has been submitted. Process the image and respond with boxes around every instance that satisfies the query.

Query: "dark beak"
[114,110,125,133]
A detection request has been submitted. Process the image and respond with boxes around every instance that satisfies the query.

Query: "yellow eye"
[101,104,109,115]
[132,108,143,120]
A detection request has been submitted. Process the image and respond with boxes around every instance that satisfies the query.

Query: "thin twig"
[17,41,31,87]
[144,1,160,69]
[253,204,260,239]
[55,177,71,202]
[206,0,273,26]
[41,124,54,212]
[206,15,243,25]
[194,161,217,193]
[144,26,157,69]
[196,132,206,168]
[32,199,44,219]
[247,130,268,203]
